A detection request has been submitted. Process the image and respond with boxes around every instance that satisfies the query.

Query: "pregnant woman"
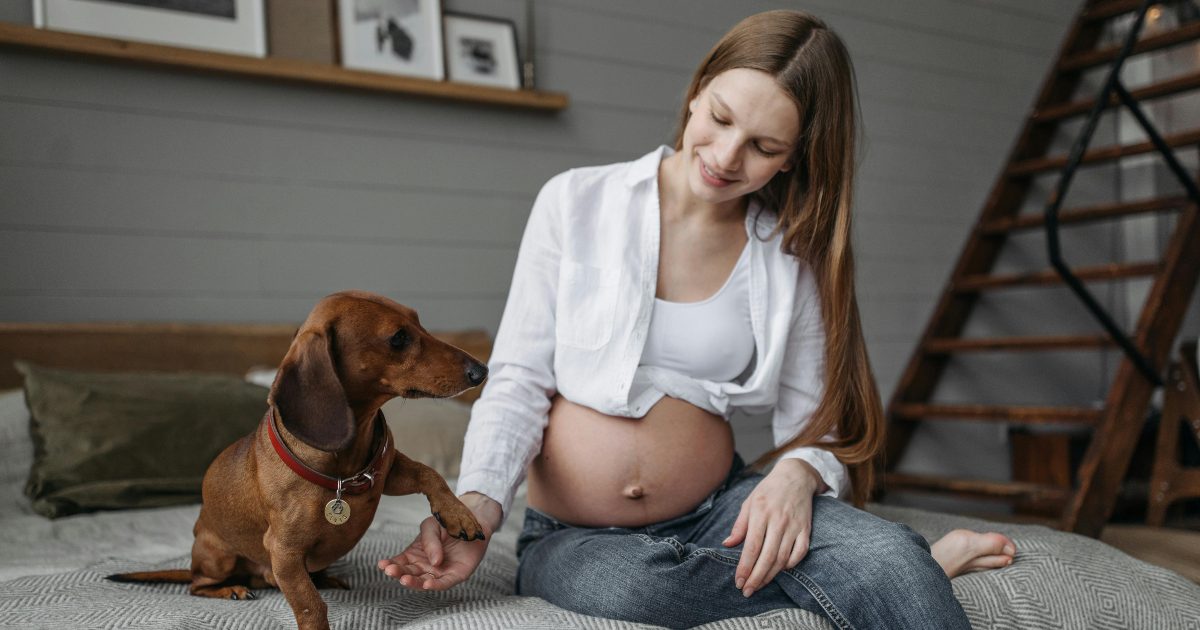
[381,10,1015,629]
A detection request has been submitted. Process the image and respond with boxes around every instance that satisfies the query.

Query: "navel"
[623,485,645,499]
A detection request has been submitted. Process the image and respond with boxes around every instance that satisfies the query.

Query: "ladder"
[882,0,1200,538]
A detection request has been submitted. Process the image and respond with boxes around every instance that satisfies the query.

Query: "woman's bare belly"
[527,394,735,528]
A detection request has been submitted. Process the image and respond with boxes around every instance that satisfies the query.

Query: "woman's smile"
[699,157,738,187]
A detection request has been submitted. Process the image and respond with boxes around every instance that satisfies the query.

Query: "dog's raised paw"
[430,501,486,541]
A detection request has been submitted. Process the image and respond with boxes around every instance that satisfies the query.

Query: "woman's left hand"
[723,458,825,598]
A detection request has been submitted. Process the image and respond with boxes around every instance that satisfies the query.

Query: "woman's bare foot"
[931,529,1016,578]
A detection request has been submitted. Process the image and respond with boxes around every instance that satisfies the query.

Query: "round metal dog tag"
[324,499,350,525]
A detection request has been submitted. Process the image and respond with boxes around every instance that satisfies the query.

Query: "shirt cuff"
[455,472,519,532]
[777,446,848,499]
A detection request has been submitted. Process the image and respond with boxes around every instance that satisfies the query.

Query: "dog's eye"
[390,330,410,350]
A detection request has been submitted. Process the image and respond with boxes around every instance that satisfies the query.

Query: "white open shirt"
[457,146,848,521]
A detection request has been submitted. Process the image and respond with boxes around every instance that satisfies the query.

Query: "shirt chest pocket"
[556,261,621,350]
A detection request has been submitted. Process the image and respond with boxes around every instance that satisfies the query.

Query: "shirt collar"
[623,144,673,187]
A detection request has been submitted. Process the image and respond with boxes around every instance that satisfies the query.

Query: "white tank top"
[640,242,755,383]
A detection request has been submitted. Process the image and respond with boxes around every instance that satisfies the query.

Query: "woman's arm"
[456,171,570,522]
[726,262,846,597]
[770,262,848,496]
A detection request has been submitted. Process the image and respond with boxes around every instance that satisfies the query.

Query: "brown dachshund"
[108,290,488,630]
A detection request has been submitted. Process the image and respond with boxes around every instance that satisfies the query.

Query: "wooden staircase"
[881,0,1200,537]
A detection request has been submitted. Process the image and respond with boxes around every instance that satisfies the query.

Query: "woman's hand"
[723,458,825,598]
[378,492,502,591]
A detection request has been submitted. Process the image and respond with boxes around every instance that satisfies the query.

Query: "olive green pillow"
[16,361,268,519]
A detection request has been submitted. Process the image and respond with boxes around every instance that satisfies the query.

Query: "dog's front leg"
[266,533,329,630]
[385,451,485,540]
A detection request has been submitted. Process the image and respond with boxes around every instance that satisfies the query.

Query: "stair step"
[954,261,1161,291]
[1034,70,1200,124]
[925,335,1115,353]
[1008,126,1200,177]
[1059,22,1200,73]
[885,472,1071,503]
[892,403,1104,425]
[978,197,1187,234]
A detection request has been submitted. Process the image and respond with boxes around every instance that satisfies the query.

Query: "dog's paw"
[231,588,257,600]
[431,504,486,542]
[193,584,255,600]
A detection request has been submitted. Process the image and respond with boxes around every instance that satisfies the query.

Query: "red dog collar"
[266,409,390,495]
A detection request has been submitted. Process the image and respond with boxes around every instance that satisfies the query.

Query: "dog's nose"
[465,361,488,386]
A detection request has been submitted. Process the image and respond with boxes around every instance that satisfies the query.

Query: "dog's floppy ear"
[269,327,355,451]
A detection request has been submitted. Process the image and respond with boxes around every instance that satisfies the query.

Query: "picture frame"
[338,0,444,81]
[32,0,266,57]
[442,12,521,90]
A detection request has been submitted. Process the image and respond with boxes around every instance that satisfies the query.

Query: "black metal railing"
[1044,0,1200,387]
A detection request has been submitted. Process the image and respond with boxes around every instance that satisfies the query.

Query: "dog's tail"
[106,570,192,584]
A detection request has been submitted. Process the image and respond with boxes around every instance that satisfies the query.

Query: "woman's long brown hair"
[673,10,884,506]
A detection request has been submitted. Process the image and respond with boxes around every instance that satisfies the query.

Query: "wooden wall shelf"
[0,22,568,112]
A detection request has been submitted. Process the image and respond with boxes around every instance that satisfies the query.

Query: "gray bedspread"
[2,391,1197,628]
[1,495,1197,630]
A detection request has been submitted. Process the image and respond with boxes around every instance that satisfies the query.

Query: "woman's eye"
[390,330,409,350]
[710,112,729,126]
[755,144,780,156]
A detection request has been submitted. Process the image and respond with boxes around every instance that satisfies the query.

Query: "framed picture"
[338,0,444,81]
[32,0,266,57]
[442,12,521,90]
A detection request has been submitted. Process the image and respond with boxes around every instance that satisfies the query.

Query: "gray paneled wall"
[14,1,1196,488]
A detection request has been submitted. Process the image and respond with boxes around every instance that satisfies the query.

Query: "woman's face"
[680,68,800,206]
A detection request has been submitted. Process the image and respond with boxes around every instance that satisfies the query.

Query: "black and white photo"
[32,0,265,56]
[339,0,444,80]
[442,12,521,90]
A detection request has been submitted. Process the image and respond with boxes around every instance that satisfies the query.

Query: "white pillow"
[0,388,34,513]
[244,366,276,389]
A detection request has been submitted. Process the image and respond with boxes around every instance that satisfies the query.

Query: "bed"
[0,323,1197,630]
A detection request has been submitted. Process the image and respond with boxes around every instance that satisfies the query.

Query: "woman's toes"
[961,553,1014,573]
[978,531,1016,557]
[932,529,1018,578]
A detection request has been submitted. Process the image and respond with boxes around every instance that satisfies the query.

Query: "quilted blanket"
[1,503,1197,629]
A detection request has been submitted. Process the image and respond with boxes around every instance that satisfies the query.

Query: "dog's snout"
[465,361,488,387]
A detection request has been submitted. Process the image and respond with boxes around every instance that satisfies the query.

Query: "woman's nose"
[713,135,741,173]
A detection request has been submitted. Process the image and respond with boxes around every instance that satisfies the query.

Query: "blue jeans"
[515,455,969,629]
